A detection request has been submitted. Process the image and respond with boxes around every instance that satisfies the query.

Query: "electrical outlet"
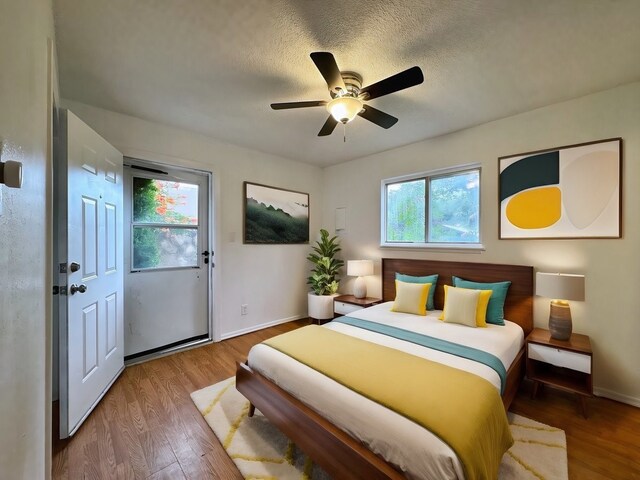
[241,304,248,315]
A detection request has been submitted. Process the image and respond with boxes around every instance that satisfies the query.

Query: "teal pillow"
[396,273,438,310]
[452,276,511,326]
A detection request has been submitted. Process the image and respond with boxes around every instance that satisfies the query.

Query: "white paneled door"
[57,110,124,438]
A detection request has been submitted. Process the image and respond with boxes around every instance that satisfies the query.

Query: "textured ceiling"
[53,0,640,167]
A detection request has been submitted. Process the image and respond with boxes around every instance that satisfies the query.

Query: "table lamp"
[536,272,585,341]
[347,260,374,299]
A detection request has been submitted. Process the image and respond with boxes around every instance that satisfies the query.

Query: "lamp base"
[353,276,367,299]
[548,300,572,341]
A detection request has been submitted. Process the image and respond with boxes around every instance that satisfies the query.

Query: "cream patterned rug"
[191,378,568,480]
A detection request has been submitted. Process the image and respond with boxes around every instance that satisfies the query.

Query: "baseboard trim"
[594,387,640,408]
[220,315,305,341]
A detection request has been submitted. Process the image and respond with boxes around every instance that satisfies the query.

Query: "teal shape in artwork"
[499,151,559,202]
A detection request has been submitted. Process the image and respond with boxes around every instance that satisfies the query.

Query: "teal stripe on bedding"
[333,316,507,394]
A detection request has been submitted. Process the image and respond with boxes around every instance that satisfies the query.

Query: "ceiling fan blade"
[318,115,338,136]
[358,105,398,129]
[310,52,346,94]
[271,101,327,110]
[360,66,424,100]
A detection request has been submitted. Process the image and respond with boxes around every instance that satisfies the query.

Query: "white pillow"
[442,286,481,327]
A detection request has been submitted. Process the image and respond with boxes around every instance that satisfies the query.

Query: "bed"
[236,259,533,479]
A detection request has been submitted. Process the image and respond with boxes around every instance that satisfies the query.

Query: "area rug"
[191,378,568,480]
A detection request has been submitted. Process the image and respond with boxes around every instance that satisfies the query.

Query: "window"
[382,165,481,248]
[132,177,200,270]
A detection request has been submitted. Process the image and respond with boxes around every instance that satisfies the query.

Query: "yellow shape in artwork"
[506,187,561,229]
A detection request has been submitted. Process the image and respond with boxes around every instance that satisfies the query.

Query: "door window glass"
[133,178,198,224]
[132,177,199,270]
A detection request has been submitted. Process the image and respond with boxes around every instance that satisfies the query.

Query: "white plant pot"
[308,293,337,320]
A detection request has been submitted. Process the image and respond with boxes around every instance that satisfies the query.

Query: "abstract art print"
[499,138,622,239]
[244,182,309,244]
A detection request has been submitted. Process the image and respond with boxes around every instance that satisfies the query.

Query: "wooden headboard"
[382,258,533,335]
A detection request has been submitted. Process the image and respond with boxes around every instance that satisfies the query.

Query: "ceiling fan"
[271,52,424,137]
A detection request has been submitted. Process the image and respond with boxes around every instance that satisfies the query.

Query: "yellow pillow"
[439,285,492,327]
[391,280,431,316]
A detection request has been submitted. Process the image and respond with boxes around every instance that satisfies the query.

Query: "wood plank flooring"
[510,382,640,479]
[53,320,640,479]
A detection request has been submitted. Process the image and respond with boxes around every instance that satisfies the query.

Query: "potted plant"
[307,229,344,321]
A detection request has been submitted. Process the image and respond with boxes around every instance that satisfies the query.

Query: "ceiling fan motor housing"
[331,71,363,98]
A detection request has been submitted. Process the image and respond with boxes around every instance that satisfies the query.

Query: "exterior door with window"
[124,162,211,358]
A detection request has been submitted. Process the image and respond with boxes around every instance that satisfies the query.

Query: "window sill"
[379,242,485,253]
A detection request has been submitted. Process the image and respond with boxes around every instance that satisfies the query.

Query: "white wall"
[322,82,640,406]
[61,99,323,339]
[0,0,56,477]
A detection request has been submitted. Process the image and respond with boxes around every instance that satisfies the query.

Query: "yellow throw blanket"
[263,325,513,480]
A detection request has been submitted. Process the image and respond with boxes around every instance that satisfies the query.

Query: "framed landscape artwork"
[244,182,309,244]
[499,138,622,239]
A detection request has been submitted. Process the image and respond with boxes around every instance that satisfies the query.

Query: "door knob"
[70,284,87,295]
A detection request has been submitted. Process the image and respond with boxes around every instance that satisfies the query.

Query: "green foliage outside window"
[386,179,426,242]
[132,177,199,269]
[429,172,479,243]
[133,178,161,268]
[385,169,480,244]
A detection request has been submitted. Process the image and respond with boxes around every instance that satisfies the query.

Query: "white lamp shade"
[327,97,363,123]
[536,272,585,301]
[347,260,374,277]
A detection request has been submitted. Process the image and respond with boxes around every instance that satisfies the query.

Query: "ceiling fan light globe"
[327,96,363,124]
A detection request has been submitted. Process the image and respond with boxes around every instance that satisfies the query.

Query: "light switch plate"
[335,207,346,231]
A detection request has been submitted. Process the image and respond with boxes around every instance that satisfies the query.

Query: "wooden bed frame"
[236,259,533,479]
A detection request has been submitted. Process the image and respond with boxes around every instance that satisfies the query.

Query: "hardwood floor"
[510,381,640,480]
[53,320,640,479]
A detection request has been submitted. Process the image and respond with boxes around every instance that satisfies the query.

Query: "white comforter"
[248,302,524,479]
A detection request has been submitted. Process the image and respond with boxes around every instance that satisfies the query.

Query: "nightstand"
[334,295,382,317]
[526,328,593,417]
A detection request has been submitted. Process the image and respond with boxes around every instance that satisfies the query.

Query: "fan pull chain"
[343,122,346,143]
